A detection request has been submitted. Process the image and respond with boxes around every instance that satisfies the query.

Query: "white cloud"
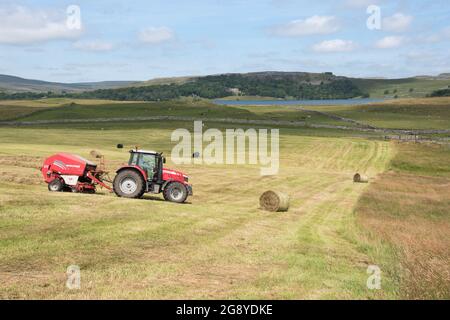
[382,13,413,32]
[73,40,114,52]
[375,36,405,49]
[138,26,175,44]
[312,39,356,52]
[0,5,82,44]
[270,15,340,37]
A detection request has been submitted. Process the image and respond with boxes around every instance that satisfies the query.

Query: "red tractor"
[113,148,192,203]
[41,148,192,203]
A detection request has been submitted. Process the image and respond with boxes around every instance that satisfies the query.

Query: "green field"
[3,97,450,132]
[0,98,360,129]
[307,97,450,130]
[0,99,139,121]
[0,98,448,299]
[352,78,450,98]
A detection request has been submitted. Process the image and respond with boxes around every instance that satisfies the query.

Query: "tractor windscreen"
[129,152,139,166]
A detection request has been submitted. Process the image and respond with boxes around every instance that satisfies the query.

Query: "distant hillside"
[415,73,450,80]
[0,74,136,93]
[136,76,196,86]
[69,71,365,101]
[350,76,450,98]
[1,71,450,101]
[136,72,450,99]
[0,71,366,101]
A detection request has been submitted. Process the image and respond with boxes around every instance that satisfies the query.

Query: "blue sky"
[0,0,449,82]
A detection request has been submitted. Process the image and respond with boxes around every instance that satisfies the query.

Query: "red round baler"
[41,153,111,193]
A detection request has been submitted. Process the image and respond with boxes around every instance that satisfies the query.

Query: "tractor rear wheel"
[48,179,63,192]
[113,170,145,198]
[163,182,188,203]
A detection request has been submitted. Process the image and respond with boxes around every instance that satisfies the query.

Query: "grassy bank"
[2,97,450,133]
[0,99,360,129]
[352,78,450,99]
[355,142,450,299]
[309,97,450,130]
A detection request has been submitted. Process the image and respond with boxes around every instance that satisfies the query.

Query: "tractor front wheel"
[163,182,188,203]
[113,170,145,198]
[48,179,63,192]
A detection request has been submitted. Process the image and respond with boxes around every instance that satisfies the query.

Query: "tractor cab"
[128,150,164,183]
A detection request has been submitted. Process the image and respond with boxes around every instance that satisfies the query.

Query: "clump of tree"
[76,74,365,101]
[428,88,450,97]
[0,91,54,100]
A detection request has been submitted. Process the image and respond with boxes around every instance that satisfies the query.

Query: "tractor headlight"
[184,176,189,182]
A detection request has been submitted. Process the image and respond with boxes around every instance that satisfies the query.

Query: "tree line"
[429,88,450,97]
[0,73,366,101]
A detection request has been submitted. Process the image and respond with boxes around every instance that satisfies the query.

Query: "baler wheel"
[113,170,145,198]
[163,182,188,203]
[48,179,63,192]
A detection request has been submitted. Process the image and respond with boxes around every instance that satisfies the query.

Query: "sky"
[0,0,449,82]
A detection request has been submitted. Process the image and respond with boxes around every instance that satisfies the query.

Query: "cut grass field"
[0,98,448,299]
[0,123,396,299]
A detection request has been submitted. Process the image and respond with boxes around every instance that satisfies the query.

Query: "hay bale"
[90,150,103,159]
[259,190,290,212]
[353,173,369,183]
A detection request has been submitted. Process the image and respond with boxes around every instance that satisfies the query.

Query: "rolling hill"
[1,72,450,101]
[350,76,450,98]
[0,74,136,93]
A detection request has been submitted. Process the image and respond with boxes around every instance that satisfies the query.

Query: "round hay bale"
[353,173,369,183]
[259,190,290,212]
[90,150,103,159]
